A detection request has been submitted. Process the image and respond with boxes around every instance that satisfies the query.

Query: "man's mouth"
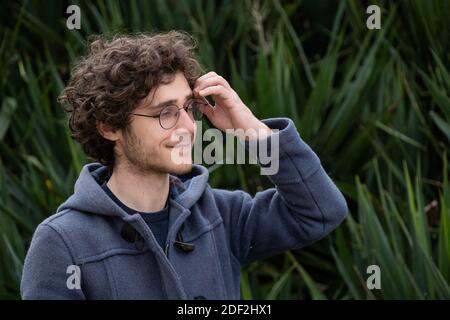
[167,133,193,149]
[172,143,191,148]
[167,141,192,148]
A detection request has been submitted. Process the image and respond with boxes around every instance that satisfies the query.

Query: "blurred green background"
[0,0,449,299]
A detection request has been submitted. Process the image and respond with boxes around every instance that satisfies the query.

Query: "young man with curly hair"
[21,30,348,300]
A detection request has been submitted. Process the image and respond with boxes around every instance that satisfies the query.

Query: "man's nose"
[176,108,196,134]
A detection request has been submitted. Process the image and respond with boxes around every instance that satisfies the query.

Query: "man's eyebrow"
[149,92,194,109]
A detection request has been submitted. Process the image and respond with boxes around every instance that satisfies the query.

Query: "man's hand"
[193,71,272,140]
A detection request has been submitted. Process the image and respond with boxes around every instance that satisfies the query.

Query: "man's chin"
[167,163,193,175]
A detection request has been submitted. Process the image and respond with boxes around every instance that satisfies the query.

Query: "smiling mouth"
[167,133,194,149]
[167,142,192,148]
[173,143,191,148]
[167,138,193,148]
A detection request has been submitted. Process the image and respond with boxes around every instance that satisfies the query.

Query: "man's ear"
[96,121,120,141]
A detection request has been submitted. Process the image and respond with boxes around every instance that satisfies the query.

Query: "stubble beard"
[120,127,193,176]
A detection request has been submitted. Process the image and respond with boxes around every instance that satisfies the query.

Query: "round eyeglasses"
[132,98,207,129]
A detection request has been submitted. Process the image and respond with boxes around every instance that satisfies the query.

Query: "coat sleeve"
[20,223,86,299]
[213,117,348,265]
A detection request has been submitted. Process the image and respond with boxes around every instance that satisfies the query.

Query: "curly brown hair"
[58,30,204,168]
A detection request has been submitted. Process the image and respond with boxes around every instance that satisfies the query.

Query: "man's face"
[116,72,197,175]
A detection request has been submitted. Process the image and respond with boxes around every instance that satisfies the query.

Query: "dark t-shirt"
[101,181,169,249]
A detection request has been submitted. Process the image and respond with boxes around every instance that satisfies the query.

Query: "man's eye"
[190,100,201,108]
[160,111,172,117]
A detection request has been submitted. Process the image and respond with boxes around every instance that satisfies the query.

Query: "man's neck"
[106,164,169,213]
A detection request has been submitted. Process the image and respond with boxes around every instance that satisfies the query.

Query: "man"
[21,31,348,299]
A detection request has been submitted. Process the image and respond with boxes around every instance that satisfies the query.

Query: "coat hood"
[56,163,210,217]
